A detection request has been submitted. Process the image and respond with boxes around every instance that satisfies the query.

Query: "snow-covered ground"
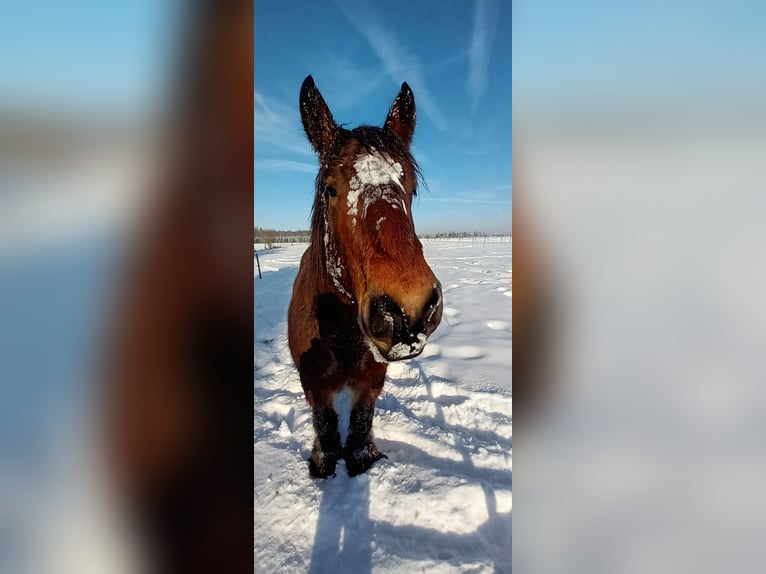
[254,238,512,573]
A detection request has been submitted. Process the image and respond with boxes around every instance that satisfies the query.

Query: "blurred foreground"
[0,2,253,572]
[514,2,766,573]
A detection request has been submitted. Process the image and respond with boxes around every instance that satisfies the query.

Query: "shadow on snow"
[253,257,511,573]
[304,360,511,574]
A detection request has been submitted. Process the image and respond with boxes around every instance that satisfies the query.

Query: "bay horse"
[104,2,253,571]
[289,76,443,478]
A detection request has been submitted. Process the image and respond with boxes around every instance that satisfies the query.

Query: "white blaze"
[347,151,405,220]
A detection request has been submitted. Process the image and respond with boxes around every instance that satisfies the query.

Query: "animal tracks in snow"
[254,239,511,573]
[419,343,442,359]
[442,306,460,317]
[442,345,485,360]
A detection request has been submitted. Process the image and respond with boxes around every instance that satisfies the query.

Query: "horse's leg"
[345,368,387,476]
[308,394,342,479]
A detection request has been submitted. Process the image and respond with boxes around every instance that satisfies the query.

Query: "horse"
[288,76,444,478]
[104,2,253,571]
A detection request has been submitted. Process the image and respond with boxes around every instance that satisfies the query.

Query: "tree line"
[254,227,311,248]
[254,227,510,248]
[418,231,510,241]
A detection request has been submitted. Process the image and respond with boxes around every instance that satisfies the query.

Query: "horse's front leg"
[345,369,387,476]
[344,403,386,476]
[309,401,342,478]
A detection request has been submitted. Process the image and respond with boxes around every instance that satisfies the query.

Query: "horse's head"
[300,75,442,361]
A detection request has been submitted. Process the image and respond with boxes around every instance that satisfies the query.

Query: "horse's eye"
[324,185,337,198]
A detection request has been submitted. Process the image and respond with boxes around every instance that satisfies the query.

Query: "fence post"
[255,252,262,279]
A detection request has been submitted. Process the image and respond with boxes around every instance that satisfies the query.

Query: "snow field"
[254,239,512,573]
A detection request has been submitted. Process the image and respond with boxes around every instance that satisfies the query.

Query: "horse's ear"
[300,75,337,155]
[384,82,416,148]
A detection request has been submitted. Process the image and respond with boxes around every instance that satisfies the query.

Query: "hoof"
[344,442,387,477]
[308,450,339,479]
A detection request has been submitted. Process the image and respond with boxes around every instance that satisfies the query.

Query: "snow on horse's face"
[300,76,443,361]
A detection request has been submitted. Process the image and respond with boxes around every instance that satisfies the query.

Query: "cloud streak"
[467,0,501,113]
[254,88,313,157]
[316,54,388,110]
[254,159,317,173]
[334,0,449,132]
[428,197,512,204]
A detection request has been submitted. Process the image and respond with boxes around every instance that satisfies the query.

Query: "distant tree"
[254,226,310,245]
[262,229,277,249]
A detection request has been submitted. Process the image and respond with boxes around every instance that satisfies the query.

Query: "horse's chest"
[315,294,365,361]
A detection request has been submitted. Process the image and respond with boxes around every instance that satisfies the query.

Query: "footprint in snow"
[419,344,442,359]
[443,346,485,360]
[442,307,459,317]
[486,320,510,331]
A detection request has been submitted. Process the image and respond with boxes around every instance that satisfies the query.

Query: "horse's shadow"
[306,360,512,574]
[307,472,374,574]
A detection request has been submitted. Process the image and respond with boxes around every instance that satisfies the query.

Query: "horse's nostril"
[367,287,441,360]
[423,284,443,334]
[368,295,403,341]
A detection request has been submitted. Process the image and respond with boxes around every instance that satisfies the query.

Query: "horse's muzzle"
[365,283,443,361]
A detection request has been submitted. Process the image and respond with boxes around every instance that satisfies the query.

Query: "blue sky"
[513,2,766,109]
[0,1,179,116]
[254,0,512,235]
